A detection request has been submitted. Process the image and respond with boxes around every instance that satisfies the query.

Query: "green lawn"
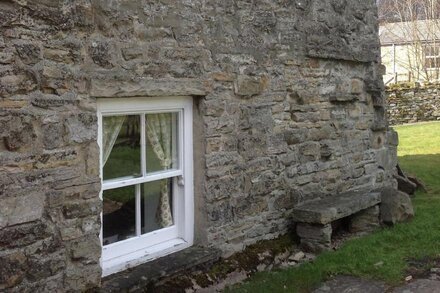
[396,122,440,195]
[228,122,440,293]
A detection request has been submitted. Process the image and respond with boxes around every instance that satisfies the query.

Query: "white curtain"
[146,114,174,228]
[102,116,126,167]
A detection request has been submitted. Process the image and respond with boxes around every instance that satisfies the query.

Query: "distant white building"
[380,20,440,84]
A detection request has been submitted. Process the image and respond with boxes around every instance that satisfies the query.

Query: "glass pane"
[103,115,141,181]
[141,179,174,234]
[145,113,178,173]
[103,186,136,245]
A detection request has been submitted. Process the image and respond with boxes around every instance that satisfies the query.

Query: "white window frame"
[97,96,194,277]
[425,44,440,69]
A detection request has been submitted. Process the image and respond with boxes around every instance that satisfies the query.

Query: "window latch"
[177,175,185,186]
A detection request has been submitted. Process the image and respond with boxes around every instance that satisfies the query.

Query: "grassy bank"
[228,122,440,293]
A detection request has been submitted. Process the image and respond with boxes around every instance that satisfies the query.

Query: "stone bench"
[292,191,381,252]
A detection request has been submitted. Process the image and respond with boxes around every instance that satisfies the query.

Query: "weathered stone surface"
[316,276,440,293]
[42,123,64,150]
[314,276,388,293]
[65,113,96,144]
[0,0,395,290]
[102,246,221,292]
[0,194,45,228]
[70,236,101,263]
[387,129,399,146]
[90,78,208,97]
[380,187,415,225]
[329,93,358,103]
[349,206,380,233]
[387,84,440,125]
[392,279,440,293]
[234,75,267,97]
[0,252,27,290]
[297,223,332,252]
[292,192,381,225]
[396,174,417,196]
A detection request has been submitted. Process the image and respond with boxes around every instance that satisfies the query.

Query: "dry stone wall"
[387,84,440,125]
[0,0,396,291]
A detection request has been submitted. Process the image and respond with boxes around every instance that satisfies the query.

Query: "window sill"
[102,238,191,277]
[102,245,221,292]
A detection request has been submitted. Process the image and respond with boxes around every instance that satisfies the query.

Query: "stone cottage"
[0,0,399,291]
[380,20,440,84]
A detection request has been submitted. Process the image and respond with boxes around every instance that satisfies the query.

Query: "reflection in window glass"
[141,179,174,234]
[146,113,178,173]
[103,186,136,245]
[103,115,141,181]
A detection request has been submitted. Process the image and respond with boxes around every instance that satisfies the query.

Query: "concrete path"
[313,276,440,293]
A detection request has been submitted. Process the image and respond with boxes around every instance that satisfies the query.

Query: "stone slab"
[297,223,332,252]
[90,78,208,98]
[101,246,221,292]
[292,191,381,225]
[315,277,440,293]
[393,279,440,293]
[313,275,388,293]
[0,195,45,229]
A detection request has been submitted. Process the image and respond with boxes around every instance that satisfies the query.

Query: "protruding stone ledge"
[90,78,209,98]
[102,246,221,292]
[293,191,382,252]
[329,93,358,103]
[292,191,381,225]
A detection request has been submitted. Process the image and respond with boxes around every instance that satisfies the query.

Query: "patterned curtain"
[102,116,126,166]
[146,114,173,228]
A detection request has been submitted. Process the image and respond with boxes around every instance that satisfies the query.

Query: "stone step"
[292,191,381,225]
[102,246,221,292]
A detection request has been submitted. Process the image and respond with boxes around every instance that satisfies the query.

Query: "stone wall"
[387,84,440,125]
[0,0,396,291]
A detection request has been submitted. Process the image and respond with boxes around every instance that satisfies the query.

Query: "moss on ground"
[208,234,296,280]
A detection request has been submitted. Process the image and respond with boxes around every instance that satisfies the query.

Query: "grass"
[396,122,440,195]
[228,122,440,293]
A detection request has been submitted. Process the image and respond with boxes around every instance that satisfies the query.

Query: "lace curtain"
[102,114,173,229]
[102,116,126,166]
[146,114,173,228]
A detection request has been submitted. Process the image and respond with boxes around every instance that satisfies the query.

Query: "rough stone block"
[395,174,417,196]
[372,131,386,149]
[65,113,96,144]
[90,78,207,97]
[297,223,332,252]
[234,75,267,97]
[292,191,381,225]
[349,205,380,233]
[14,42,41,65]
[386,129,399,146]
[42,123,64,150]
[0,194,45,229]
[329,93,357,103]
[380,187,414,225]
[121,47,143,61]
[376,146,398,171]
[70,236,101,263]
[0,222,50,249]
[0,252,27,290]
[64,263,101,291]
[63,200,101,219]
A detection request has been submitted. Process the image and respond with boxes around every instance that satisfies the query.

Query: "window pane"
[146,113,179,173]
[141,179,174,234]
[103,115,141,181]
[103,186,136,245]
